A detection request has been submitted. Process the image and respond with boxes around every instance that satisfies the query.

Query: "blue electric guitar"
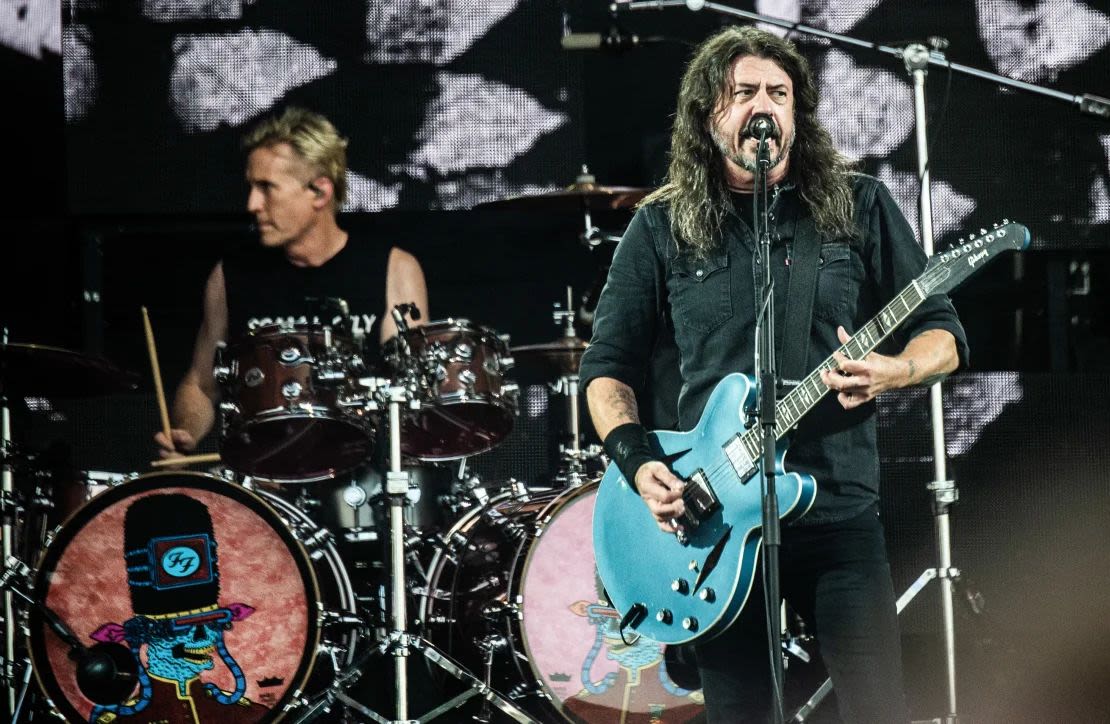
[592,220,1031,645]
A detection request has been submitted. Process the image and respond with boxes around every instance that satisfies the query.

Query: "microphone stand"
[751,127,784,724]
[617,4,1108,723]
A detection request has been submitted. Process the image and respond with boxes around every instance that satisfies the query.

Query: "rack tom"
[218,323,376,483]
[383,319,517,461]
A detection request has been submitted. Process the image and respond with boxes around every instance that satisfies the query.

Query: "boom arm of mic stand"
[618,0,1110,119]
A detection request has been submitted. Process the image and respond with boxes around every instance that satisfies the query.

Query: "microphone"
[75,643,141,705]
[40,601,139,704]
[561,29,658,51]
[745,113,776,139]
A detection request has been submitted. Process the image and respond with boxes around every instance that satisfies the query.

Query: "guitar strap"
[777,209,823,387]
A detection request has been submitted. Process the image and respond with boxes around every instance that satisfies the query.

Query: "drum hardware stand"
[314,308,533,724]
[0,556,34,723]
[2,330,20,717]
[287,383,532,724]
[550,288,602,488]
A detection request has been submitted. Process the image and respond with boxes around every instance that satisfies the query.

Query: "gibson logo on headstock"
[968,249,990,267]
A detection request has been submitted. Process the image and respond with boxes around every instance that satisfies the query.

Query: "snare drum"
[28,471,361,723]
[383,319,518,461]
[420,482,704,722]
[219,323,376,483]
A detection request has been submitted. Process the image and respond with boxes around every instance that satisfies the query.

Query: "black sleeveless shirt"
[222,234,393,352]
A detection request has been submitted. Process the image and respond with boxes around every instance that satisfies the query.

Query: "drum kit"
[0,178,714,723]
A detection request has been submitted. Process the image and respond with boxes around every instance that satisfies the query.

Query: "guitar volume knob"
[656,609,673,625]
[682,617,699,631]
[671,579,689,594]
[698,588,716,602]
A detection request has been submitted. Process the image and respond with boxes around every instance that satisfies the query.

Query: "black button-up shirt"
[580,174,969,525]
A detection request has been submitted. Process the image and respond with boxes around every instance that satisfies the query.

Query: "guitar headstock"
[920,220,1031,296]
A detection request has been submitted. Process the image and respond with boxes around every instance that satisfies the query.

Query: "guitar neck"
[735,278,928,458]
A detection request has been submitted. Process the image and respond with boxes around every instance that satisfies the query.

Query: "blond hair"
[243,107,349,206]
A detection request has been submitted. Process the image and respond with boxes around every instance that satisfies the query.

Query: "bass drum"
[28,471,361,723]
[420,482,705,723]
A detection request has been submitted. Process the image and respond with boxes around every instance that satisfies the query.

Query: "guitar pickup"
[677,469,720,533]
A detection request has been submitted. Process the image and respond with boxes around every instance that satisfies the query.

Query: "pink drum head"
[29,472,320,723]
[518,485,705,723]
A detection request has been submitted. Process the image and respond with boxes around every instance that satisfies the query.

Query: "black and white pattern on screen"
[54,0,579,214]
[8,0,1105,242]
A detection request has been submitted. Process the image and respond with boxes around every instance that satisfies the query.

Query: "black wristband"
[603,422,658,487]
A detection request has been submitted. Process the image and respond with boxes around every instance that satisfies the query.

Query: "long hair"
[643,26,858,256]
[243,107,349,207]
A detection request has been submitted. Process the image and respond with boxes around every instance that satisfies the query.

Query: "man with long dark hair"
[580,26,968,723]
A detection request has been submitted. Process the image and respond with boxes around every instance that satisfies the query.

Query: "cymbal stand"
[295,309,532,724]
[289,379,532,724]
[2,328,18,718]
[1,556,36,723]
[551,288,601,487]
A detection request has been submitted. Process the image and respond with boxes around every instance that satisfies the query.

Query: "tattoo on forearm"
[907,359,917,382]
[608,386,639,422]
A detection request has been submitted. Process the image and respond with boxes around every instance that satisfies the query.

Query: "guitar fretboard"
[732,278,930,464]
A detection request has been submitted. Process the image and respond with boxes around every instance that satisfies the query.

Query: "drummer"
[155,107,428,460]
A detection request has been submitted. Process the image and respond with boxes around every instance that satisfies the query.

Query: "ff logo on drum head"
[139,534,214,590]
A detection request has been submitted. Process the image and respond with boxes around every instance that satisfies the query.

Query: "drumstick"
[151,453,222,468]
[141,306,173,442]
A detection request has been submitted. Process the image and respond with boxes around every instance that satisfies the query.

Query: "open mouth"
[741,131,779,144]
[172,643,215,664]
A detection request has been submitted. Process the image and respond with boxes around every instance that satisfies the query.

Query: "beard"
[713,125,794,174]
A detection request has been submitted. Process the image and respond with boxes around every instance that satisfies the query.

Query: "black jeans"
[694,505,908,724]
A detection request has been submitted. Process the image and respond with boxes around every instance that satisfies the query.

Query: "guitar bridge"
[676,469,720,534]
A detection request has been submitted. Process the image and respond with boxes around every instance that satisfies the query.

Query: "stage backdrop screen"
[53,0,1110,250]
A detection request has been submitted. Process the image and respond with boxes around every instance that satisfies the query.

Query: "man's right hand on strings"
[635,461,686,533]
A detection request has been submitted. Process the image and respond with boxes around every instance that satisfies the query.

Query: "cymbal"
[0,343,140,398]
[474,182,651,212]
[510,336,588,377]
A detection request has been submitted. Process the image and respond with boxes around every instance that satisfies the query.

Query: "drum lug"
[281,381,303,400]
[213,341,233,385]
[302,527,334,558]
[213,364,232,385]
[474,633,508,654]
[424,614,456,625]
[411,586,450,601]
[244,366,265,388]
[279,346,304,365]
[466,483,490,506]
[479,600,515,621]
[320,610,364,627]
[508,479,530,500]
[496,355,515,373]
